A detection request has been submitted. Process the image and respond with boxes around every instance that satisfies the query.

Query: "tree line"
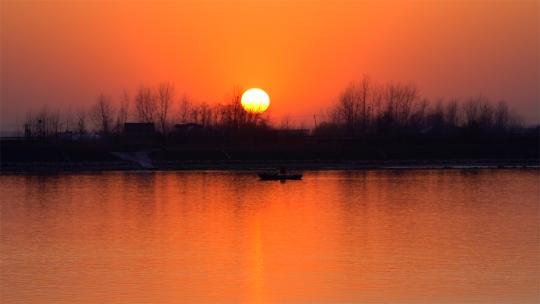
[315,76,522,136]
[23,83,267,138]
[23,77,528,138]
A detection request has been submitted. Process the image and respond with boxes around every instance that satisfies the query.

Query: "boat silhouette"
[257,172,303,180]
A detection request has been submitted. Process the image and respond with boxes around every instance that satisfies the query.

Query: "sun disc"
[241,88,270,113]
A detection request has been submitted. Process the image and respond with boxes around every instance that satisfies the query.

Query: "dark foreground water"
[1,170,539,303]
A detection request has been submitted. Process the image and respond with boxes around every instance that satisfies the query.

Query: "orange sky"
[1,0,538,131]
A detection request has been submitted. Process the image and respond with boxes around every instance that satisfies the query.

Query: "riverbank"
[1,159,538,173]
[2,134,538,173]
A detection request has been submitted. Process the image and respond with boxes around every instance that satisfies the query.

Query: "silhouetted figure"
[258,167,302,180]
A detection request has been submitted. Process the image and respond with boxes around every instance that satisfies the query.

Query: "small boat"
[258,173,303,180]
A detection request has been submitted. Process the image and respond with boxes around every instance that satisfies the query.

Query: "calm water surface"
[1,170,539,303]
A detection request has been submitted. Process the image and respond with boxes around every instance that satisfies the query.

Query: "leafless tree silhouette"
[135,85,157,123]
[320,77,518,136]
[76,109,87,135]
[19,77,524,139]
[115,90,130,133]
[91,94,114,134]
[156,82,175,133]
[177,94,192,123]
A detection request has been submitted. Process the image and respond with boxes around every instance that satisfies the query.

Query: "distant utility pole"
[313,115,318,129]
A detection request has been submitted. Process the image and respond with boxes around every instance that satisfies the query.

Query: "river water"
[1,170,539,303]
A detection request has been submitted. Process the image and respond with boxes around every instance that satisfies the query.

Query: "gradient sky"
[1,0,538,131]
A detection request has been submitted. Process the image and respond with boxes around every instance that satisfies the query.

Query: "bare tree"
[478,100,494,130]
[375,82,418,129]
[427,100,445,130]
[281,115,292,130]
[115,90,130,133]
[394,83,417,127]
[444,98,459,128]
[36,108,52,137]
[494,100,510,131]
[462,98,481,128]
[212,103,221,127]
[189,104,200,124]
[23,107,65,138]
[330,78,420,132]
[178,94,193,123]
[408,98,429,130]
[332,76,373,132]
[219,86,249,129]
[135,85,157,123]
[229,86,246,128]
[359,76,371,129]
[91,94,115,134]
[49,110,61,135]
[24,112,33,138]
[156,82,175,133]
[198,102,213,127]
[63,110,75,133]
[333,82,358,131]
[76,109,87,135]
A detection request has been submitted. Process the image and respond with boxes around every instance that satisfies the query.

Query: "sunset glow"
[0,1,538,303]
[0,0,538,131]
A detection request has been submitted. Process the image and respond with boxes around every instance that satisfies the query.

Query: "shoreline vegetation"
[19,77,534,139]
[3,76,538,173]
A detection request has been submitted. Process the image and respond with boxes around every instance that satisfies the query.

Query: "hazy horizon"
[1,0,539,132]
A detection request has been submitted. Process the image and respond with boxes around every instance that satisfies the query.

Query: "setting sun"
[241,88,270,113]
